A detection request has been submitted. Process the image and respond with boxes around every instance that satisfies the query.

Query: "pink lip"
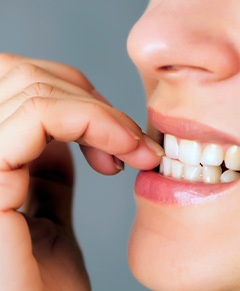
[134,171,238,205]
[134,108,240,205]
[148,107,240,145]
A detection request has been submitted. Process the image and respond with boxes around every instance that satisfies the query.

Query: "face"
[127,1,240,290]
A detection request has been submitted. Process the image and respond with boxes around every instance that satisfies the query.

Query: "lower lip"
[134,171,237,206]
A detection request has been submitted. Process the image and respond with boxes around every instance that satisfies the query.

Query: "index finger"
[0,97,142,172]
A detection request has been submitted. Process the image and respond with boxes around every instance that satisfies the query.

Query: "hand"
[0,53,163,290]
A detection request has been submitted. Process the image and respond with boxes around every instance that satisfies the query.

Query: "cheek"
[139,74,159,138]
[128,194,240,291]
[140,73,158,99]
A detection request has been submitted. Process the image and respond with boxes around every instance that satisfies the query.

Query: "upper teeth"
[160,134,240,184]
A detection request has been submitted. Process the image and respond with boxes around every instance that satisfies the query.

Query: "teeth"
[225,146,240,171]
[202,166,222,184]
[171,160,184,179]
[160,133,240,184]
[184,165,202,182]
[201,144,224,166]
[159,156,172,176]
[179,139,202,165]
[221,170,240,183]
[164,134,179,159]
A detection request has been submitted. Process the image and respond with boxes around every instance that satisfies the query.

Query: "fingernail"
[143,134,165,157]
[113,156,125,171]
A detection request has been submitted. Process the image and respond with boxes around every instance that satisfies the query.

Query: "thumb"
[0,210,43,290]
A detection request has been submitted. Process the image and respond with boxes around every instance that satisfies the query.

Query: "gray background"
[0,1,149,290]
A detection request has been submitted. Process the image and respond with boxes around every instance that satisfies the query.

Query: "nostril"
[157,65,216,82]
[160,65,180,72]
[159,65,210,73]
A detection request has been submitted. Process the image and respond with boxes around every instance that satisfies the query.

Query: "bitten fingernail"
[113,156,125,171]
[143,134,165,156]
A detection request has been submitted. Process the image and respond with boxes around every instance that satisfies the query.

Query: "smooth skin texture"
[0,53,163,291]
[127,0,240,290]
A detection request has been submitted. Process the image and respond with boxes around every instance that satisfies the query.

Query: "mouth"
[134,109,240,205]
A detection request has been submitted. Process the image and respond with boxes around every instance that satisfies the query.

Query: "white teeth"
[184,165,202,182]
[159,156,172,176]
[161,133,240,184]
[225,146,240,171]
[179,140,202,166]
[171,160,184,179]
[164,134,179,159]
[202,166,222,184]
[201,144,224,166]
[221,170,240,183]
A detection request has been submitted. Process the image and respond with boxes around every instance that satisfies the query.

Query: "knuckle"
[23,82,55,98]
[65,65,82,79]
[21,97,40,113]
[13,63,41,81]
[21,97,43,115]
[21,96,52,115]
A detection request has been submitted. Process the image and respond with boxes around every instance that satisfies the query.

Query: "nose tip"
[127,8,240,83]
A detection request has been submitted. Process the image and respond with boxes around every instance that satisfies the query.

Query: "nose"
[127,1,240,82]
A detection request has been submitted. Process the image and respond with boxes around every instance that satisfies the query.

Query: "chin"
[128,196,240,291]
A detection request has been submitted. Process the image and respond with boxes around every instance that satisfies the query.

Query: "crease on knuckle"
[21,97,41,115]
[23,82,55,99]
[21,96,55,117]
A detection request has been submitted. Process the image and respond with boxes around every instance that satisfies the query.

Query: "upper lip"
[148,107,240,145]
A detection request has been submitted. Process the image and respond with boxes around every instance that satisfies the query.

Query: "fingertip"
[116,135,164,170]
[142,134,165,157]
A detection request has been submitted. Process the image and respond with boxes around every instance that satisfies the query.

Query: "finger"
[80,145,124,175]
[0,64,94,102]
[0,211,42,290]
[0,166,29,210]
[0,84,82,122]
[0,53,94,91]
[0,167,41,289]
[91,89,112,106]
[117,134,164,170]
[0,97,141,175]
[0,77,142,141]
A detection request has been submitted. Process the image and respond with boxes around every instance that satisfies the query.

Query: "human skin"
[0,54,163,290]
[127,0,240,290]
